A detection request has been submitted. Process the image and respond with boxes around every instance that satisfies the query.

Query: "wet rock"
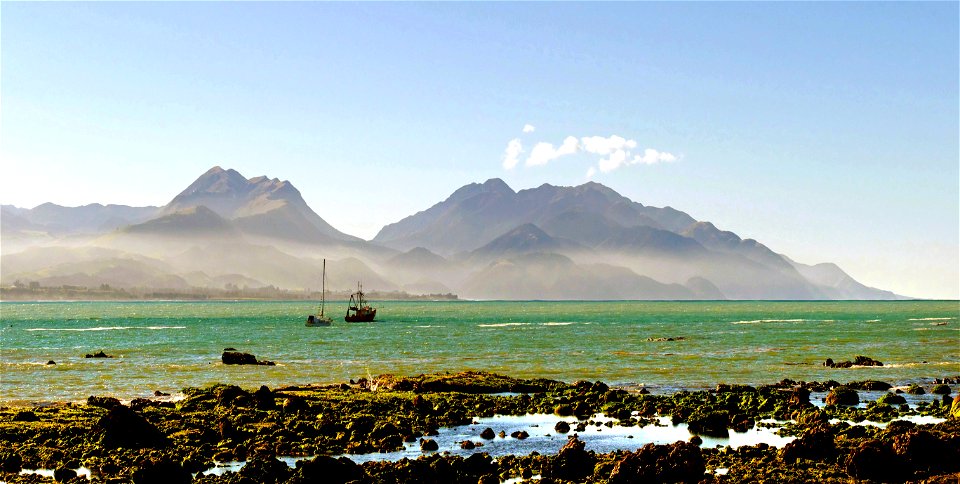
[480,427,495,440]
[282,395,309,414]
[554,421,571,433]
[789,386,811,406]
[845,439,906,482]
[46,360,56,365]
[462,452,497,478]
[289,456,366,484]
[222,351,261,365]
[85,350,113,358]
[0,451,22,473]
[932,384,951,395]
[87,395,122,409]
[53,467,77,482]
[878,392,907,406]
[893,430,960,474]
[213,384,251,407]
[689,435,703,446]
[554,403,573,416]
[153,390,170,396]
[951,395,960,419]
[687,410,729,438]
[544,436,595,481]
[826,387,859,406]
[460,440,476,450]
[95,405,169,449]
[131,457,191,484]
[906,384,925,395]
[825,355,883,368]
[510,430,529,440]
[420,438,439,451]
[497,430,506,438]
[647,336,686,342]
[850,380,893,391]
[239,454,292,484]
[12,411,38,422]
[780,425,836,463]
[254,385,276,410]
[608,441,705,484]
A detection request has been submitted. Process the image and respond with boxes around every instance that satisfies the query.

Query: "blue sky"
[2,2,957,298]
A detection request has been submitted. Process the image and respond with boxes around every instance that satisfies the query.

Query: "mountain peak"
[482,178,515,194]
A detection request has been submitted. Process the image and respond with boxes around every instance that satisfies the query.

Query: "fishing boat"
[306,259,333,327]
[345,282,376,322]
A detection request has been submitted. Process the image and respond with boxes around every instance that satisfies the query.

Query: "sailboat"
[345,282,376,322]
[306,259,333,327]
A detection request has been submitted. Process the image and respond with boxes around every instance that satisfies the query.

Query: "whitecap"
[908,317,956,321]
[478,323,530,328]
[542,322,575,326]
[25,326,186,332]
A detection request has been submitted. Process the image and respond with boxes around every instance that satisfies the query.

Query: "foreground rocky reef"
[2,371,959,483]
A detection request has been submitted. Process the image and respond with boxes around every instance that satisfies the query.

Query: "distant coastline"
[0,283,459,302]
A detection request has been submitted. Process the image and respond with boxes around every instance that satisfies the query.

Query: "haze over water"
[1,300,957,404]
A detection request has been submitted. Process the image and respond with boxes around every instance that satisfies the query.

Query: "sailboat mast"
[321,259,326,315]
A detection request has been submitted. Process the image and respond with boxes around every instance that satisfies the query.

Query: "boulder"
[893,430,960,474]
[878,393,907,406]
[462,452,497,478]
[12,411,38,422]
[239,454,292,484]
[780,425,836,463]
[221,351,258,365]
[420,438,439,451]
[85,350,113,358]
[479,427,495,440]
[87,396,122,409]
[845,440,906,482]
[460,440,475,450]
[53,467,77,482]
[545,436,595,481]
[95,405,169,449]
[510,430,529,440]
[826,387,859,406]
[0,451,22,473]
[686,410,729,438]
[554,421,571,433]
[789,387,811,406]
[287,456,365,484]
[131,457,191,484]
[932,384,951,395]
[906,384,925,395]
[608,441,705,484]
[951,395,960,419]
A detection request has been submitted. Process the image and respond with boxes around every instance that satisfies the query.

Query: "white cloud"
[522,124,536,133]
[502,131,678,174]
[525,136,579,167]
[502,138,523,170]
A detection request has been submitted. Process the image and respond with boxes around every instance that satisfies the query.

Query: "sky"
[1,2,957,299]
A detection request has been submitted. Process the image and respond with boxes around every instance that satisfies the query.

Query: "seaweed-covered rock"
[789,387,811,406]
[845,440,906,482]
[780,425,836,463]
[95,405,169,449]
[906,384,925,395]
[87,395,122,409]
[554,421,571,434]
[686,410,729,438]
[850,380,893,391]
[878,393,907,406]
[932,384,951,395]
[288,456,365,484]
[545,436,595,481]
[420,438,439,451]
[131,457,191,484]
[826,387,859,406]
[239,454,292,484]
[12,411,38,422]
[462,452,497,478]
[893,430,960,474]
[608,441,705,484]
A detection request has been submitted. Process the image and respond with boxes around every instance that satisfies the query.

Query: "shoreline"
[2,371,958,483]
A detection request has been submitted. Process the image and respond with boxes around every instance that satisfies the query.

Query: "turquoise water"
[1,301,957,404]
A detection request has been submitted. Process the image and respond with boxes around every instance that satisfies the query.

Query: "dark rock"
[46,360,56,365]
[462,452,497,477]
[789,386,811,406]
[479,427,495,440]
[932,384,951,395]
[85,350,113,358]
[221,351,258,365]
[554,403,573,416]
[239,454,292,484]
[845,439,906,482]
[850,380,892,391]
[689,435,703,446]
[826,387,859,406]
[608,441,705,484]
[554,421,571,433]
[853,355,883,366]
[153,390,170,396]
[951,395,960,419]
[95,405,169,449]
[12,411,38,422]
[0,451,22,473]
[893,430,959,474]
[131,457,191,484]
[254,385,276,410]
[53,467,77,482]
[687,410,729,438]
[460,440,476,449]
[906,384,925,395]
[878,393,907,405]
[87,395,122,409]
[497,430,506,438]
[544,436,595,481]
[214,385,250,407]
[510,430,529,440]
[283,396,309,414]
[780,425,836,462]
[420,438,439,451]
[289,456,366,484]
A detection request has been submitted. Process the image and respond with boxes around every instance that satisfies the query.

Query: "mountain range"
[0,166,905,300]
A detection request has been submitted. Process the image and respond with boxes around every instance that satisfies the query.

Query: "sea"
[1,300,957,405]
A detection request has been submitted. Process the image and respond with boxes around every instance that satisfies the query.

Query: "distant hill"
[1,169,907,300]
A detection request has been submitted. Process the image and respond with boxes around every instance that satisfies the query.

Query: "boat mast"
[321,259,326,316]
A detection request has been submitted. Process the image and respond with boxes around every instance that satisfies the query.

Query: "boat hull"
[306,315,332,327]
[345,308,376,323]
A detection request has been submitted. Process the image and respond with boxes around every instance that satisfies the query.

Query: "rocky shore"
[1,371,958,483]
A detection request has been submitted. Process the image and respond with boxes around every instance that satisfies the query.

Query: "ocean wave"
[542,322,575,326]
[865,319,881,322]
[907,317,956,321]
[731,319,808,324]
[478,323,530,328]
[25,326,187,332]
[882,362,957,368]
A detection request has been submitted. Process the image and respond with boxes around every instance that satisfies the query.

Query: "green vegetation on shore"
[1,371,958,483]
